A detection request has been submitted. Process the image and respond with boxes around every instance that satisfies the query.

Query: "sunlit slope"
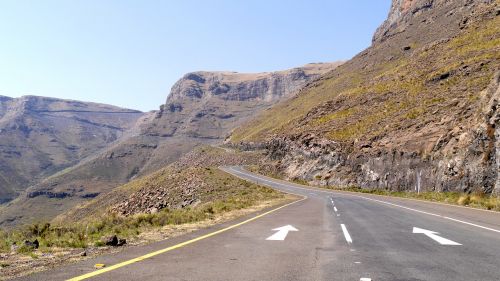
[232,9,499,145]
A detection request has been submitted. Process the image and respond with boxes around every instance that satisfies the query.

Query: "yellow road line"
[67,197,306,281]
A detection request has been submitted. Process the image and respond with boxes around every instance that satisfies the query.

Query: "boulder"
[102,235,126,247]
[24,239,39,249]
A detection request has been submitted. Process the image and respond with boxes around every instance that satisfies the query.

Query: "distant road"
[18,166,500,281]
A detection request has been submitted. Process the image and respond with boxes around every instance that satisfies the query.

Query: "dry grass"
[0,183,283,255]
[231,13,500,143]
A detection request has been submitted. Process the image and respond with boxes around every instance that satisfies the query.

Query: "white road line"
[341,224,353,244]
[224,167,500,234]
[355,196,500,234]
[334,206,338,212]
[360,278,371,281]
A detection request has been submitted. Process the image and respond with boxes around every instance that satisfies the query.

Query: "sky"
[0,0,391,112]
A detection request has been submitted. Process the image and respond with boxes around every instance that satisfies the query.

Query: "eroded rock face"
[145,63,342,140]
[261,70,497,193]
[373,0,495,43]
[232,0,499,195]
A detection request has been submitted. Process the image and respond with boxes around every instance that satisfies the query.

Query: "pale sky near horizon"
[0,1,391,112]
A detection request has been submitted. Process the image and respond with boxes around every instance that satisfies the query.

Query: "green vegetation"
[0,146,283,256]
[0,183,281,255]
[312,108,357,125]
[231,13,499,143]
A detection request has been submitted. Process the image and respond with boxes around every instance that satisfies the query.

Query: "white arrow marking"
[412,227,461,245]
[266,225,298,241]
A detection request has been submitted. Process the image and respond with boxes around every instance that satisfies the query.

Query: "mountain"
[0,62,341,227]
[0,95,143,204]
[230,0,499,194]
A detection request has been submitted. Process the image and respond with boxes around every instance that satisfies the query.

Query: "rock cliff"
[231,0,499,195]
[0,63,341,227]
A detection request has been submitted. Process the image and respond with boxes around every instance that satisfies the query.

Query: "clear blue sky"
[0,0,390,112]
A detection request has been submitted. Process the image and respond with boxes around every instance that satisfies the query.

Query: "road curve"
[16,166,500,281]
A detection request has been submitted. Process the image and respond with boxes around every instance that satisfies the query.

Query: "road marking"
[226,167,500,234]
[360,278,372,281]
[266,225,299,241]
[413,227,461,245]
[341,224,353,244]
[334,206,338,212]
[354,196,500,234]
[67,197,306,281]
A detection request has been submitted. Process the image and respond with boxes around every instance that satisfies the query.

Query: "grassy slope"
[231,10,500,145]
[0,147,284,255]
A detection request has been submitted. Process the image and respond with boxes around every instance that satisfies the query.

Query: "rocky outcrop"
[263,76,499,194]
[144,63,342,139]
[231,0,499,195]
[373,0,495,43]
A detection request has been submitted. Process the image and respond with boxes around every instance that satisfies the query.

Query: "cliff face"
[0,63,341,227]
[146,63,341,139]
[0,96,143,204]
[373,0,495,42]
[231,1,499,195]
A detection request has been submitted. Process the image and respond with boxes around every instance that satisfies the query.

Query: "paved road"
[18,166,500,281]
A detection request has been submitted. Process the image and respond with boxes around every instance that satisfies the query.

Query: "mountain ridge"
[0,95,144,204]
[0,62,342,227]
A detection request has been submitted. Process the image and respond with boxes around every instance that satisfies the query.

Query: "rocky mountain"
[0,63,341,227]
[0,95,143,204]
[231,0,499,194]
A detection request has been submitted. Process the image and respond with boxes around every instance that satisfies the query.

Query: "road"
[17,166,500,281]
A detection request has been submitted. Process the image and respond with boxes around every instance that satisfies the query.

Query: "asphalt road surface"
[17,166,500,281]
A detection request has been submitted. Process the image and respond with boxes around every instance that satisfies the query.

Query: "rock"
[117,238,127,247]
[24,239,39,249]
[102,235,126,247]
[102,235,118,246]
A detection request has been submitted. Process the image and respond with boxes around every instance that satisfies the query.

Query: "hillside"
[0,96,143,204]
[55,146,267,222]
[0,146,289,279]
[230,0,500,194]
[0,63,340,227]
